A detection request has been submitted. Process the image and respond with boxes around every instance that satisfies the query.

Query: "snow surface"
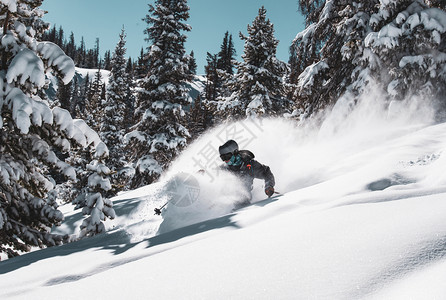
[1,91,446,299]
[75,67,111,86]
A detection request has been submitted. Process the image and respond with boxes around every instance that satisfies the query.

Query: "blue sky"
[41,0,305,74]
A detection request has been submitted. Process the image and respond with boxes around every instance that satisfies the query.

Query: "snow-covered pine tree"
[72,72,90,120]
[135,47,148,79]
[77,141,115,238]
[125,57,136,126]
[290,0,381,118]
[56,77,72,113]
[224,6,286,119]
[100,28,133,192]
[204,32,236,104]
[188,50,197,75]
[126,0,192,188]
[290,1,445,119]
[86,67,104,132]
[0,0,114,257]
[364,1,446,105]
[189,94,209,138]
[70,76,83,118]
[204,32,237,123]
[205,52,219,101]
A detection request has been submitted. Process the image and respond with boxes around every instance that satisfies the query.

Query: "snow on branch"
[50,108,109,157]
[6,48,45,88]
[0,0,17,12]
[37,42,75,85]
[4,85,53,134]
[298,61,329,94]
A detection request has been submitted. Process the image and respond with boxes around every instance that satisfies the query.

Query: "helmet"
[219,140,238,161]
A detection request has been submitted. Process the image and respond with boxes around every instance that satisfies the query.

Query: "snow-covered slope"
[45,67,111,100]
[1,94,446,299]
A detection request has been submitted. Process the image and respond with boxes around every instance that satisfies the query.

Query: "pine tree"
[188,50,197,75]
[189,95,209,137]
[94,38,100,68]
[78,36,86,67]
[71,76,83,118]
[364,1,446,104]
[205,52,219,101]
[66,32,76,59]
[56,77,72,113]
[124,57,136,128]
[204,32,238,123]
[46,24,57,42]
[290,1,381,118]
[100,29,132,192]
[103,50,111,71]
[227,6,286,118]
[56,25,64,48]
[290,0,446,118]
[0,0,114,258]
[127,0,192,188]
[74,72,90,119]
[86,67,104,131]
[85,49,96,68]
[217,31,236,74]
[135,47,147,79]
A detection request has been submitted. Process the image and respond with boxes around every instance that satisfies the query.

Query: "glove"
[265,186,274,197]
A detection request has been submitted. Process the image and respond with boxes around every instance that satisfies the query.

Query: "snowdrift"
[1,91,446,299]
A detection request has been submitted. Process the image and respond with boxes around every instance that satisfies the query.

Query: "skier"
[219,139,275,208]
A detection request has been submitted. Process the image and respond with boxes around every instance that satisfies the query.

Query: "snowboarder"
[219,140,275,207]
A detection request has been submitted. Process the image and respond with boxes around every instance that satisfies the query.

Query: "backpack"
[238,149,255,162]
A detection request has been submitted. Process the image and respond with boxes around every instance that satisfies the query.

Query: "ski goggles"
[220,152,233,162]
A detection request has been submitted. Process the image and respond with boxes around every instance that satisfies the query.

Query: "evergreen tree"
[135,47,147,79]
[126,57,134,77]
[205,52,219,101]
[56,25,64,48]
[71,76,83,118]
[217,31,236,74]
[66,32,76,59]
[56,77,72,113]
[78,36,86,67]
[87,67,104,131]
[100,29,132,192]
[364,1,446,104]
[46,24,57,42]
[124,57,136,128]
[94,38,100,68]
[72,73,89,120]
[0,0,114,258]
[189,95,209,137]
[204,32,238,123]
[85,49,96,68]
[226,6,286,118]
[127,0,192,188]
[188,50,197,75]
[290,0,446,118]
[103,50,111,71]
[289,1,379,118]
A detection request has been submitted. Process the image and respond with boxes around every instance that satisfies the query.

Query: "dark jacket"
[222,150,275,192]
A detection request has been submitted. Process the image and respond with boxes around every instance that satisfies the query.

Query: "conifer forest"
[0,0,445,257]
